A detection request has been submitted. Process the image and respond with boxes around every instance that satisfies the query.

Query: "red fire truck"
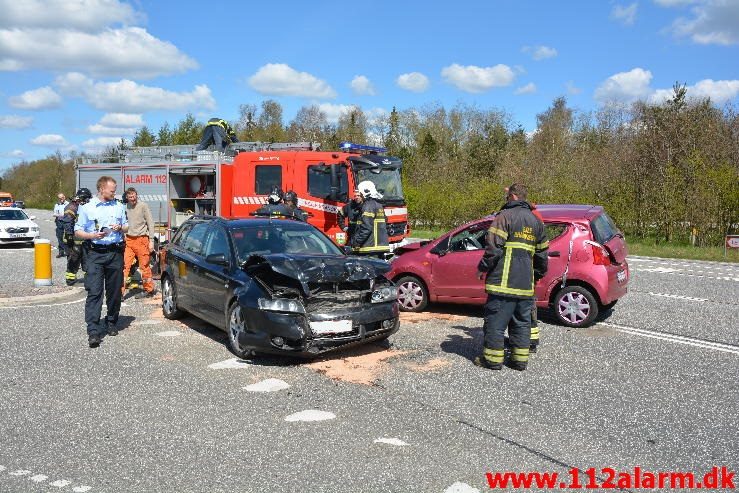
[76,141,409,249]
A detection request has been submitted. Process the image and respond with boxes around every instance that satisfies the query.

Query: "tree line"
[2,86,737,245]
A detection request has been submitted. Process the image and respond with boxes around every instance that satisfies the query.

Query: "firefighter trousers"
[123,236,154,293]
[482,294,532,368]
[64,238,85,285]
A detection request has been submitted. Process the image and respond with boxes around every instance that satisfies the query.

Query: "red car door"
[430,220,491,302]
[535,222,570,301]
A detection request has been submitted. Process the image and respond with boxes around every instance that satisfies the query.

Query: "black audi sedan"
[160,216,399,358]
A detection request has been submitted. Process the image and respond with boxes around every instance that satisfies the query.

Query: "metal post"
[34,238,52,286]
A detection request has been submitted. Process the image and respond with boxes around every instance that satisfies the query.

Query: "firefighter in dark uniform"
[475,184,548,371]
[351,181,389,258]
[528,201,545,353]
[253,187,293,218]
[283,190,309,222]
[196,117,239,151]
[60,188,92,285]
[338,188,362,250]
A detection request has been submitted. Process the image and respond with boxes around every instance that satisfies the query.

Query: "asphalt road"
[0,210,737,492]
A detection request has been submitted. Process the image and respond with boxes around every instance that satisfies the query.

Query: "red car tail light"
[585,240,611,266]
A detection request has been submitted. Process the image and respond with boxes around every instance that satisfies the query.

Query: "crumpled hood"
[244,253,390,292]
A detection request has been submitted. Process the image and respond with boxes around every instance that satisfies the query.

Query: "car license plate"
[617,270,627,282]
[9,233,25,238]
[310,320,353,335]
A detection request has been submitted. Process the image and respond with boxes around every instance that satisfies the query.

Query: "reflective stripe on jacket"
[352,198,389,253]
[478,200,548,299]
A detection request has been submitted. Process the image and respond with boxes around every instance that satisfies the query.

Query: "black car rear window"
[231,221,342,261]
[590,212,620,244]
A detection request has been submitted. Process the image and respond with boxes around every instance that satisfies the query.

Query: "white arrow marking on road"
[648,292,707,302]
[599,322,739,355]
[73,486,92,492]
[208,358,252,369]
[374,437,409,446]
[51,479,71,487]
[284,410,336,422]
[156,330,182,337]
[9,470,31,476]
[244,378,290,392]
[0,465,5,471]
[445,482,481,493]
[30,474,48,482]
[134,319,161,326]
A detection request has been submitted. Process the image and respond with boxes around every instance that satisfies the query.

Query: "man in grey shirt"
[122,187,157,299]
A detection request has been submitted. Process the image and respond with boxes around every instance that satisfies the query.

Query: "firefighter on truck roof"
[196,117,238,151]
[350,181,389,258]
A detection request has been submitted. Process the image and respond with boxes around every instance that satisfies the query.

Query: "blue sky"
[1,0,738,171]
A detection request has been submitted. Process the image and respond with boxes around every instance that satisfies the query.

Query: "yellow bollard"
[34,238,53,286]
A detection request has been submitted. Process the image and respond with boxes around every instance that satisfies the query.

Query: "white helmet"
[357,180,382,199]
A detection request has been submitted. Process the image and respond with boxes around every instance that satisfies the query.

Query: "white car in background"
[0,207,40,246]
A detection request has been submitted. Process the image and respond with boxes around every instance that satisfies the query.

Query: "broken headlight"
[258,298,306,314]
[371,286,398,304]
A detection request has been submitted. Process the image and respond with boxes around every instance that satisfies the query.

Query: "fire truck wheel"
[395,275,429,312]
[162,275,184,320]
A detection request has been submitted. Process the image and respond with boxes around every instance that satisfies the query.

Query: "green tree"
[132,126,155,147]
[172,113,202,145]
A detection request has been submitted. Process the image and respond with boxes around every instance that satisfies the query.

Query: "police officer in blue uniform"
[75,176,129,348]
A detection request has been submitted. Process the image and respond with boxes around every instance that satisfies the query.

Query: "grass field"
[409,229,739,263]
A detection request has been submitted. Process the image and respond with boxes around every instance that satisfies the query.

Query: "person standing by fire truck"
[351,181,389,258]
[338,188,362,249]
[122,187,157,299]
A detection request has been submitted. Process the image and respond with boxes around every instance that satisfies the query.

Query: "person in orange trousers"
[122,187,157,299]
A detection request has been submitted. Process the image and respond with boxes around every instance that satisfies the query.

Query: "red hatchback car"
[387,205,629,328]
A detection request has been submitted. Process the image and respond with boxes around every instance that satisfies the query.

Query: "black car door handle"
[548,251,561,257]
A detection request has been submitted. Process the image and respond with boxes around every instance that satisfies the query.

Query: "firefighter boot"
[65,271,77,286]
[508,347,529,371]
[529,324,540,354]
[474,348,504,370]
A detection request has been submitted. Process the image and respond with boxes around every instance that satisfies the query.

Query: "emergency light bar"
[339,142,387,154]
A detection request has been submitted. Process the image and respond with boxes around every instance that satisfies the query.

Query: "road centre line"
[647,292,707,302]
[0,298,85,310]
[598,322,739,355]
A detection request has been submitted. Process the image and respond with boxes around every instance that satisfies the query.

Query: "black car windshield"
[231,221,343,261]
[355,168,404,202]
[0,209,28,220]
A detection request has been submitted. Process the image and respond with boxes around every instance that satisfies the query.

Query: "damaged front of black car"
[231,252,399,358]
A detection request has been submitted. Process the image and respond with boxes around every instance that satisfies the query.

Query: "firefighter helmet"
[75,188,92,203]
[357,181,382,200]
[267,187,283,205]
[284,190,298,205]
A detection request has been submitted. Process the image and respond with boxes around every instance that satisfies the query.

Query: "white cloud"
[8,86,62,110]
[611,3,638,25]
[1,149,25,158]
[350,75,376,96]
[0,115,33,129]
[0,0,138,31]
[0,27,197,78]
[522,45,558,60]
[87,124,137,135]
[99,113,144,128]
[317,103,356,124]
[248,64,336,99]
[654,0,696,5]
[566,81,583,95]
[514,83,537,95]
[30,134,68,147]
[396,72,430,93]
[666,0,739,45]
[594,68,653,103]
[441,63,515,93]
[650,79,739,103]
[82,136,126,149]
[55,73,215,113]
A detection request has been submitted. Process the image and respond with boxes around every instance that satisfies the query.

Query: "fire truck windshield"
[355,168,404,205]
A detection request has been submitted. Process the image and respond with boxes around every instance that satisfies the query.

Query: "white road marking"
[8,470,31,476]
[133,320,161,326]
[599,322,739,355]
[244,378,290,392]
[0,465,4,471]
[284,410,336,422]
[445,482,481,493]
[30,474,48,482]
[648,292,707,302]
[635,267,680,273]
[0,298,85,310]
[51,479,72,487]
[156,330,182,337]
[73,486,92,492]
[208,358,252,370]
[374,437,409,446]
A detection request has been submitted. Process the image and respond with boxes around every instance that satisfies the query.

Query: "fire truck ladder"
[228,142,321,153]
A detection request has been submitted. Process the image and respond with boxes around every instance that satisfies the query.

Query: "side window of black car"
[171,223,193,246]
[203,225,230,259]
[183,222,210,256]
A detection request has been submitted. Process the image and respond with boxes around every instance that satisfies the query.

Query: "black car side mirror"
[206,253,229,266]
